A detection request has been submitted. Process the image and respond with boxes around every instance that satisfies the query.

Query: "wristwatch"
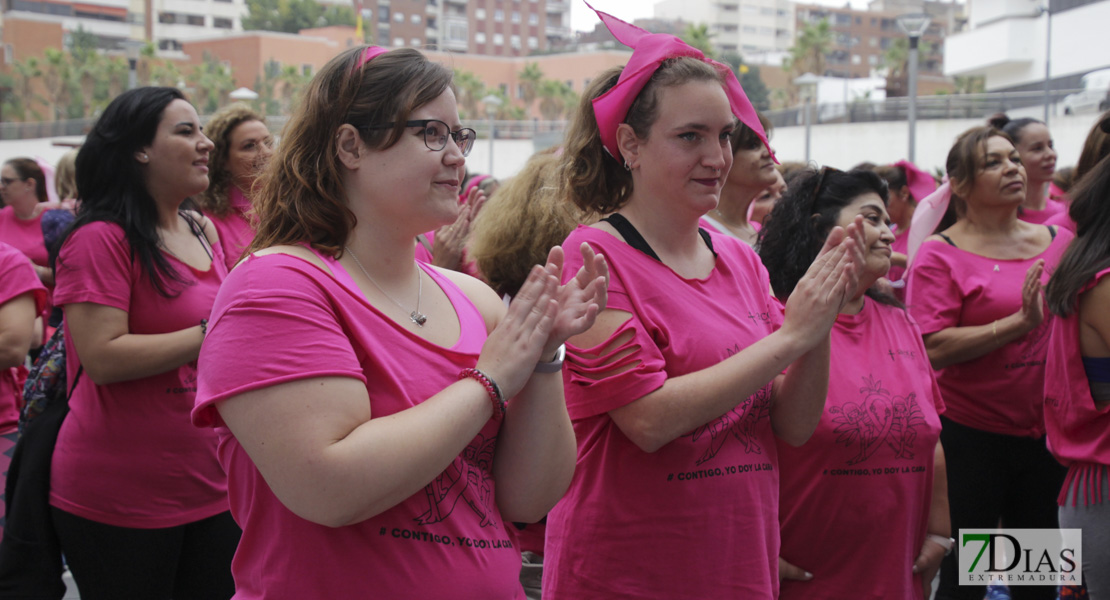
[534,344,566,373]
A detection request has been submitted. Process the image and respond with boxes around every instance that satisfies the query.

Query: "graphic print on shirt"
[415,433,498,528]
[685,383,772,465]
[830,375,925,465]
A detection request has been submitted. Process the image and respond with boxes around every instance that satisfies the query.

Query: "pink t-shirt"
[543,226,783,599]
[1019,197,1067,225]
[888,227,909,285]
[1044,210,1075,233]
[779,298,945,600]
[0,205,48,267]
[205,187,255,271]
[50,220,229,528]
[193,252,524,600]
[1044,267,1110,469]
[906,227,1073,437]
[0,243,47,432]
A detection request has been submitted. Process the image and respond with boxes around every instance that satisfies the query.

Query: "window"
[493,32,504,45]
[394,12,404,22]
[186,14,204,25]
[760,27,773,35]
[378,7,389,22]
[411,13,420,23]
[869,37,877,46]
[213,16,232,28]
[494,9,503,21]
[393,37,404,46]
[411,38,421,46]
[510,34,520,48]
[529,13,538,24]
[722,3,738,11]
[528,36,538,48]
[475,32,486,43]
[868,55,878,65]
[851,54,861,65]
[742,25,757,33]
[516,84,524,99]
[158,11,175,23]
[476,8,485,19]
[158,39,183,51]
[511,11,520,23]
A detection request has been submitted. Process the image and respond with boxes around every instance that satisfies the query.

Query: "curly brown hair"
[197,103,267,216]
[248,47,453,258]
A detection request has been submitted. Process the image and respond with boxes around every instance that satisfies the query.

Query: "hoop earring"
[624,160,631,172]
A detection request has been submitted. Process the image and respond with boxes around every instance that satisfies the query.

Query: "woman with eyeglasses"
[907,126,1072,600]
[50,86,239,599]
[540,8,863,598]
[0,158,55,284]
[195,103,274,270]
[192,46,607,598]
[759,168,949,600]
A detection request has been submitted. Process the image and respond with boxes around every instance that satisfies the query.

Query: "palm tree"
[518,62,543,110]
[787,19,834,77]
[681,23,716,59]
[880,38,932,97]
[536,79,577,120]
[453,69,487,120]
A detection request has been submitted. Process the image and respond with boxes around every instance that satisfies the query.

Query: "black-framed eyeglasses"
[359,119,477,157]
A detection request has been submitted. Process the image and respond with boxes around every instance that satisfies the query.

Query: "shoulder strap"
[937,232,957,247]
[180,211,214,262]
[602,214,661,262]
[1047,225,1057,240]
[601,214,716,261]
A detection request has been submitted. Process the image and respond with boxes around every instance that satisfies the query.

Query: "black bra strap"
[181,211,214,262]
[601,214,715,262]
[1047,225,1057,240]
[937,232,957,247]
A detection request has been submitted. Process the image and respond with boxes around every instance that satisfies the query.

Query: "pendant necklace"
[345,246,427,326]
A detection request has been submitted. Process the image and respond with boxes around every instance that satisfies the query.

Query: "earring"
[624,160,631,172]
[139,153,148,162]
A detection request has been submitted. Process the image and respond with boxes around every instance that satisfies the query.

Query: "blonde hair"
[55,148,79,200]
[198,103,267,216]
[469,150,590,297]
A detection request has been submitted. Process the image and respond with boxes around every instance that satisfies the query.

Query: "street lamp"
[481,94,502,176]
[793,73,819,163]
[1038,4,1052,122]
[119,40,146,90]
[896,13,930,164]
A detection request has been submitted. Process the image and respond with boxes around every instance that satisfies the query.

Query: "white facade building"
[654,0,796,58]
[944,0,1110,91]
[147,0,248,54]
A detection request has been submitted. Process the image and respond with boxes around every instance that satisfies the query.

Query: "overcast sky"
[570,0,887,32]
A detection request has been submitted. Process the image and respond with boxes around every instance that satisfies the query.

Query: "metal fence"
[765,88,1083,129]
[0,88,1088,142]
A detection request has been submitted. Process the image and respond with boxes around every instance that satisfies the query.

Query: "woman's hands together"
[1016,259,1045,333]
[781,216,865,348]
[432,187,488,270]
[476,242,607,399]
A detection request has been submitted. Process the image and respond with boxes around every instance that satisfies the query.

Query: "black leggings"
[51,507,240,600]
[935,417,1067,600]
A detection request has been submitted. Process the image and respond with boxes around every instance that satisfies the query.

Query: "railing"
[765,88,1083,129]
[0,89,1088,142]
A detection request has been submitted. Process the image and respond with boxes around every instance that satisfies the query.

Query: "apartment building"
[653,0,796,58]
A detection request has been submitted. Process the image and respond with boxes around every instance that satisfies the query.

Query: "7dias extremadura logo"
[959,529,1083,586]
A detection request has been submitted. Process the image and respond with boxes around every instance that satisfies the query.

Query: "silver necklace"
[345,246,427,327]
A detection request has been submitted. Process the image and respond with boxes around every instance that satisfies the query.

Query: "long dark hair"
[55,86,191,297]
[1045,153,1110,317]
[757,168,897,306]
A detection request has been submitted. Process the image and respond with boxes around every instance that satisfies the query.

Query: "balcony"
[943,16,1038,77]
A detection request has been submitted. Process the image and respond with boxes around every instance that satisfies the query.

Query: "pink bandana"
[353,45,388,73]
[892,159,937,203]
[587,1,771,163]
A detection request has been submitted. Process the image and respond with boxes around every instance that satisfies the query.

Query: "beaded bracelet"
[459,368,506,421]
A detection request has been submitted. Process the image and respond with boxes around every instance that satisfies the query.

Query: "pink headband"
[34,156,59,205]
[586,1,772,164]
[353,46,388,73]
[905,179,950,267]
[892,159,936,203]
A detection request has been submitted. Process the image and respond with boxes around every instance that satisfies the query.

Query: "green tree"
[453,69,487,120]
[536,78,577,120]
[189,51,236,114]
[40,47,76,120]
[720,51,771,112]
[681,23,716,59]
[952,75,985,95]
[243,0,354,33]
[786,19,833,77]
[879,37,932,80]
[518,62,543,108]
